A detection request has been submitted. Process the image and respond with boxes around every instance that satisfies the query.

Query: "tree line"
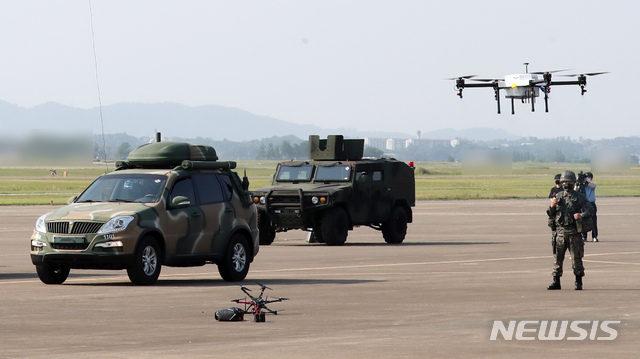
[93,133,640,164]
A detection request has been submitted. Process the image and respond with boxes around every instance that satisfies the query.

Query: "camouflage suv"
[30,142,259,285]
[252,135,415,246]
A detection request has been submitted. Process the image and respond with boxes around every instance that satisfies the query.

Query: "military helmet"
[559,170,577,183]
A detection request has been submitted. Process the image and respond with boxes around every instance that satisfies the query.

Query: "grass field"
[1,161,638,205]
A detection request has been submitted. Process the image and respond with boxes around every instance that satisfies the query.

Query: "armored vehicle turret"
[252,135,415,246]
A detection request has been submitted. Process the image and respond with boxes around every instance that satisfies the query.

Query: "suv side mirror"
[171,196,191,208]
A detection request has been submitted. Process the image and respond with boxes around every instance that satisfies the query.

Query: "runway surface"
[1,198,639,358]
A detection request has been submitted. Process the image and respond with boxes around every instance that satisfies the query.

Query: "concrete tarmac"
[1,198,639,358]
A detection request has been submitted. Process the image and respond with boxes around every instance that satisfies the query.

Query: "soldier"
[546,170,594,290]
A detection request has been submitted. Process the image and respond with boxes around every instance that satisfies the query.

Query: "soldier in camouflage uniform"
[546,170,593,290]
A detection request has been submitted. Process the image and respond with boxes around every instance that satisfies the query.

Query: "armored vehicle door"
[352,163,392,224]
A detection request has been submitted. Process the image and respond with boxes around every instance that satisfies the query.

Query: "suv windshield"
[276,165,314,182]
[77,174,167,203]
[315,165,352,181]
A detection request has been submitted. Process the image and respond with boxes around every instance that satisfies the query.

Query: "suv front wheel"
[127,236,162,285]
[36,263,70,284]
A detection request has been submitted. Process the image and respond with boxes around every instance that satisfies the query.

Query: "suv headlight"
[35,214,48,233]
[98,215,135,234]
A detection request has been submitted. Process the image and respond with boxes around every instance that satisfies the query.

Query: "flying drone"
[215,283,289,323]
[449,63,608,114]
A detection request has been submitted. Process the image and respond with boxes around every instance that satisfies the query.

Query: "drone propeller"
[265,296,290,303]
[256,282,273,291]
[559,72,609,77]
[467,78,501,83]
[445,75,476,80]
[530,69,570,75]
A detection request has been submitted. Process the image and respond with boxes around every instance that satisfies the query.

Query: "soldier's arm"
[547,196,558,217]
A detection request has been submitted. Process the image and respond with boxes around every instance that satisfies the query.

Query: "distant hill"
[0,100,519,142]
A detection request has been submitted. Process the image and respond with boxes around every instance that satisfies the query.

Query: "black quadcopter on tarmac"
[448,63,608,114]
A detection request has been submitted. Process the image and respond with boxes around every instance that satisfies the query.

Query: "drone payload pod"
[214,307,245,322]
[448,63,608,114]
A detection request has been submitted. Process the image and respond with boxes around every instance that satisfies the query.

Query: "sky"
[0,0,638,140]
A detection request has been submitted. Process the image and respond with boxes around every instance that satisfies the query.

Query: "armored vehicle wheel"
[321,207,348,246]
[218,234,250,281]
[35,263,70,284]
[382,206,408,244]
[127,236,162,285]
[258,210,276,245]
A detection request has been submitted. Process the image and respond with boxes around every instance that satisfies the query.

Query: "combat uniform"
[547,188,593,288]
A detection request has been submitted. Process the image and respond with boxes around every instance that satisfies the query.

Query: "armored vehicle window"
[77,174,167,203]
[315,165,351,181]
[170,178,195,205]
[373,171,382,181]
[193,174,225,204]
[276,165,313,182]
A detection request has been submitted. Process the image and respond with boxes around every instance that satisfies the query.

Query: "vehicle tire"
[127,236,162,285]
[218,234,250,281]
[35,263,70,284]
[320,207,349,246]
[258,210,276,245]
[382,206,408,244]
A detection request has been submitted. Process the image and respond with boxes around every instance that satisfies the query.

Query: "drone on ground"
[215,283,289,322]
[449,63,608,114]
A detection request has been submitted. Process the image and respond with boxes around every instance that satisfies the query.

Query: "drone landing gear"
[253,312,266,323]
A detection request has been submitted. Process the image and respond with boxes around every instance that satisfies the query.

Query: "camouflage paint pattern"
[31,165,258,270]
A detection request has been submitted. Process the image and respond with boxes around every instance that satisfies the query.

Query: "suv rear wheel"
[218,234,250,281]
[321,207,348,246]
[382,206,408,244]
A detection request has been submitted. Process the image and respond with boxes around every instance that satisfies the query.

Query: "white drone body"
[450,64,607,114]
[503,73,541,99]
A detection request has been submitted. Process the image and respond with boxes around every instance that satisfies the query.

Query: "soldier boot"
[575,275,583,291]
[547,276,561,290]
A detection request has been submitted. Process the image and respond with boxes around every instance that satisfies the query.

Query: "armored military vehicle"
[252,135,415,246]
[30,141,259,285]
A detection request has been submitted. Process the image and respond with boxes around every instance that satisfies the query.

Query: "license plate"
[53,236,86,244]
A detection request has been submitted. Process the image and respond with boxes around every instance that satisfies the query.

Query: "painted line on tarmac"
[583,259,640,266]
[251,251,640,274]
[5,251,637,285]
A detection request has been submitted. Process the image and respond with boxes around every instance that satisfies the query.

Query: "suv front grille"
[47,221,105,235]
